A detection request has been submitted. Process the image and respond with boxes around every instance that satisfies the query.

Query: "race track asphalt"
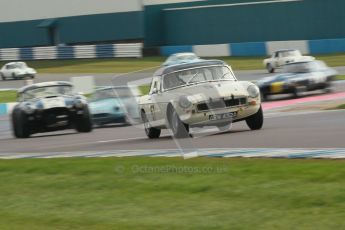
[0,67,344,156]
[0,109,345,155]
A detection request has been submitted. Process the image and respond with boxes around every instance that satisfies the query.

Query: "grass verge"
[0,90,16,103]
[0,157,344,229]
[328,104,345,110]
[334,75,345,81]
[1,53,344,73]
[0,85,150,103]
[139,85,150,95]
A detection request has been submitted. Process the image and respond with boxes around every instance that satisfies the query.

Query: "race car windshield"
[16,63,27,69]
[283,62,321,73]
[281,50,301,57]
[167,54,197,62]
[163,66,235,90]
[21,85,73,100]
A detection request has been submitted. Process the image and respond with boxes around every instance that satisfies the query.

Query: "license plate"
[209,111,237,120]
[42,98,66,109]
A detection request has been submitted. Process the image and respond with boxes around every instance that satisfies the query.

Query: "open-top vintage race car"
[89,86,141,126]
[138,60,263,138]
[12,81,92,138]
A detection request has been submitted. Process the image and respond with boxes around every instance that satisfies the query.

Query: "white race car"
[263,49,315,73]
[1,62,37,80]
[139,60,263,138]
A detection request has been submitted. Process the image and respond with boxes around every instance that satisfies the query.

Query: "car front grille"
[93,113,110,118]
[197,97,247,112]
[42,108,70,127]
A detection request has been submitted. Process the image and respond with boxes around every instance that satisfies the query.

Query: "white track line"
[97,136,145,143]
[1,148,345,159]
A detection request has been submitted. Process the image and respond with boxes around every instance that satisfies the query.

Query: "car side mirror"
[151,88,158,94]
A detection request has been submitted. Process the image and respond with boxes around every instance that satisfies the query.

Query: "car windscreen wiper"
[220,72,232,79]
[186,72,200,85]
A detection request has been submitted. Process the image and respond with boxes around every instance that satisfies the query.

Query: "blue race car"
[257,60,337,100]
[89,86,141,126]
[162,52,200,66]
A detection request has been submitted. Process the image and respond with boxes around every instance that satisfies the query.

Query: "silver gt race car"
[11,81,93,138]
[139,60,263,138]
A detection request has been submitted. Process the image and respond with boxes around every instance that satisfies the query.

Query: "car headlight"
[23,103,35,114]
[247,85,259,98]
[74,99,84,109]
[178,95,192,109]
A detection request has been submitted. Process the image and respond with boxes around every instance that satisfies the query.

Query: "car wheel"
[141,111,161,139]
[1,73,5,81]
[293,85,306,98]
[75,106,93,133]
[323,82,333,93]
[12,73,17,79]
[12,109,31,138]
[246,106,263,130]
[168,108,189,138]
[266,64,275,73]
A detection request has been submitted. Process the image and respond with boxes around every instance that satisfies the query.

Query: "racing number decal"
[150,104,155,121]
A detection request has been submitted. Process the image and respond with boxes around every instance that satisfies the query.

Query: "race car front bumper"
[178,100,261,127]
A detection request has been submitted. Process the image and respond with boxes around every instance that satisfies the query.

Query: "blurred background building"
[0,0,344,56]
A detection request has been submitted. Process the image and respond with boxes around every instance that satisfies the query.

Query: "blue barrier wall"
[231,42,266,56]
[95,44,115,59]
[159,39,345,57]
[160,45,193,56]
[20,48,34,60]
[0,43,142,61]
[309,39,345,54]
[0,104,7,115]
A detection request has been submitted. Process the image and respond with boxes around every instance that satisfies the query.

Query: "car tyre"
[246,106,263,130]
[141,111,161,139]
[12,109,31,138]
[168,107,189,138]
[266,64,275,73]
[75,106,93,133]
[293,85,306,98]
[1,73,5,81]
[323,81,333,93]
